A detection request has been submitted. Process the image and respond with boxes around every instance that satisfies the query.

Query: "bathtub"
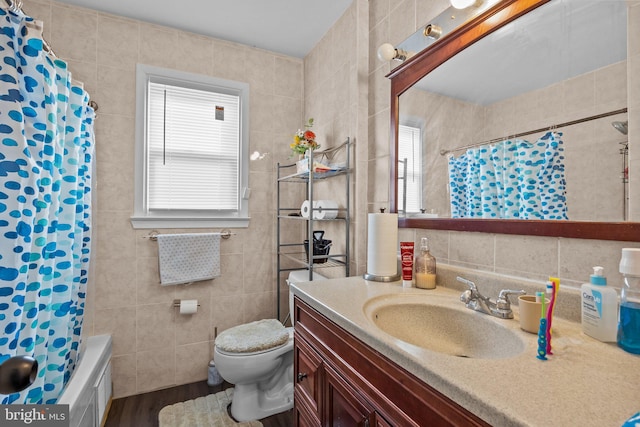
[57,335,112,427]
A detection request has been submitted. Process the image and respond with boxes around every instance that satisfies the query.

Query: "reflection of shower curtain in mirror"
[448,131,567,219]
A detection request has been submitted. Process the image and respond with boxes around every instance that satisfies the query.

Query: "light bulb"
[250,151,268,161]
[450,0,476,9]
[377,43,397,61]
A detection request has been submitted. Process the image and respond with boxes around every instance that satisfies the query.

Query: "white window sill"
[130,216,250,229]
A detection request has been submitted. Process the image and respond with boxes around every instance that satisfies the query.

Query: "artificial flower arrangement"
[291,118,319,156]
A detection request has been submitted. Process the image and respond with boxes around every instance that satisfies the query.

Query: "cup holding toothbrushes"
[518,295,542,333]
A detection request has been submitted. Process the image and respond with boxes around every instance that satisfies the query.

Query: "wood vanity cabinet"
[293,296,491,427]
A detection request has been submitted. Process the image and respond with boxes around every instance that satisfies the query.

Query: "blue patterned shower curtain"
[0,8,95,404]
[448,131,567,219]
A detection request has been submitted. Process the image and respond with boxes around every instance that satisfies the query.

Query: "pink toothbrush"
[546,278,559,355]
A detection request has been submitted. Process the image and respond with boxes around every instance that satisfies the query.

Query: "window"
[397,124,422,214]
[132,65,250,228]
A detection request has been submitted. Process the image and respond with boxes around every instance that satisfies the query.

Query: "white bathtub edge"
[57,334,112,427]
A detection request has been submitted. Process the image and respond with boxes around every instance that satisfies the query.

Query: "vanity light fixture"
[377,43,412,62]
[424,24,443,40]
[450,0,477,9]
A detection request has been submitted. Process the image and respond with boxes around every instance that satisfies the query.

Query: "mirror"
[388,0,640,241]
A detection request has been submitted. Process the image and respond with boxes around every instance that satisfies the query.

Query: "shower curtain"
[448,131,567,220]
[0,8,95,404]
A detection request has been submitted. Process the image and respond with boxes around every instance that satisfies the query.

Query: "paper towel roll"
[179,299,198,315]
[315,200,338,220]
[301,200,311,218]
[366,213,398,277]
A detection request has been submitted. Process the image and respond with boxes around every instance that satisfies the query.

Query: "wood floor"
[105,380,293,427]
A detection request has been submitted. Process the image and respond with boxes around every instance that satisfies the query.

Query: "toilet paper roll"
[366,213,398,277]
[179,299,198,315]
[315,200,339,220]
[301,200,311,218]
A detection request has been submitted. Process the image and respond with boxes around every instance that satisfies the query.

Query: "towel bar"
[144,229,235,241]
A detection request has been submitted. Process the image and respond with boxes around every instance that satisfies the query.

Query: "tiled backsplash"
[436,263,581,323]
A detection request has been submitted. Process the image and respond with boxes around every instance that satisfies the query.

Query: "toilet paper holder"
[172,299,201,308]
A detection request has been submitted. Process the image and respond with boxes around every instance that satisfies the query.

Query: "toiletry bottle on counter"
[414,237,436,289]
[618,248,640,354]
[400,242,414,288]
[581,266,618,342]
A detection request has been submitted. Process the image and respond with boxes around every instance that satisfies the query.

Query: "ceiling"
[55,0,353,58]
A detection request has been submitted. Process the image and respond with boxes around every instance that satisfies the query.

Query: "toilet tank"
[287,270,327,323]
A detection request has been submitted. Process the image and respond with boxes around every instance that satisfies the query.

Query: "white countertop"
[291,276,640,427]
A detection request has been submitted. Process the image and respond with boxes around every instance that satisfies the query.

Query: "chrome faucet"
[457,277,525,319]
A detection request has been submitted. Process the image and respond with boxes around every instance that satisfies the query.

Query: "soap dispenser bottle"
[618,248,640,354]
[413,237,436,289]
[581,266,618,342]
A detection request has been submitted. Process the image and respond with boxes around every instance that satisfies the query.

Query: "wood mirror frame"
[388,0,640,242]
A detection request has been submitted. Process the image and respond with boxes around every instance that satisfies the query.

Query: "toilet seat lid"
[215,319,290,354]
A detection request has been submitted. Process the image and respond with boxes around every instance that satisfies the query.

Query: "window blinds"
[147,82,241,211]
[398,125,422,213]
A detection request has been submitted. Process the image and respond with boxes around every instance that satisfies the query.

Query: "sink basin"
[364,294,525,359]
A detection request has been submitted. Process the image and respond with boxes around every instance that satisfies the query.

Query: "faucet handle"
[460,289,473,304]
[496,289,526,310]
[456,276,478,292]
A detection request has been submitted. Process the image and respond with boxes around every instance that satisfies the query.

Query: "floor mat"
[158,388,262,427]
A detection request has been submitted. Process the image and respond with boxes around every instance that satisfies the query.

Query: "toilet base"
[214,330,294,422]
[230,381,294,422]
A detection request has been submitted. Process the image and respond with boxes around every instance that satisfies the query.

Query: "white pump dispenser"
[581,266,618,342]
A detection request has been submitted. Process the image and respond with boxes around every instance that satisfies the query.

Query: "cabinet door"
[324,365,376,427]
[296,403,320,427]
[295,333,323,420]
[373,415,392,427]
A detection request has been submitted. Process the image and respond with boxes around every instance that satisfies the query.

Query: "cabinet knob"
[297,372,308,382]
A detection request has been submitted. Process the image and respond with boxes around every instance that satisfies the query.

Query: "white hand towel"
[157,233,221,286]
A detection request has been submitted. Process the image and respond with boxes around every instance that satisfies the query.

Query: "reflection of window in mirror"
[398,124,422,214]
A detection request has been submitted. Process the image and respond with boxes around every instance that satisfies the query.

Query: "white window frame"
[397,123,423,214]
[131,64,250,229]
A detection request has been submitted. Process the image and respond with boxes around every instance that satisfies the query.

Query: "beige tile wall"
[26,0,303,398]
[301,0,370,278]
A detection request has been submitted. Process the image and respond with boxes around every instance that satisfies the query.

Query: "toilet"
[213,270,327,422]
